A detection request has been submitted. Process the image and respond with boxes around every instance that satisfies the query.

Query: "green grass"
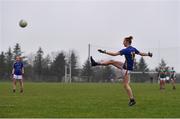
[0,82,180,118]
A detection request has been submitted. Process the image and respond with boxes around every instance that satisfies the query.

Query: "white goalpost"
[64,52,72,83]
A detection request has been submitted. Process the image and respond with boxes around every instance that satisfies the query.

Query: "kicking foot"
[128,99,136,106]
[173,86,176,90]
[90,56,99,66]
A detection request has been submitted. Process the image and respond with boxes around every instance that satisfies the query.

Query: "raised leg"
[90,56,123,69]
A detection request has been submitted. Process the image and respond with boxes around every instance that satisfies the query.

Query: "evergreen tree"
[13,43,22,58]
[33,47,44,81]
[133,58,139,71]
[138,57,149,72]
[155,59,167,72]
[42,55,52,81]
[69,50,79,80]
[5,47,14,77]
[81,58,93,82]
[51,52,66,82]
[131,57,149,82]
[0,52,6,79]
[158,59,167,68]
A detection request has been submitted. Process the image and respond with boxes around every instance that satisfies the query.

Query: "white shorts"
[116,62,131,83]
[160,78,166,81]
[166,76,170,80]
[120,69,131,83]
[13,75,23,80]
[121,69,130,77]
[119,63,131,78]
[170,77,176,80]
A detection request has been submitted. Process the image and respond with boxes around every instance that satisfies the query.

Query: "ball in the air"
[19,20,28,28]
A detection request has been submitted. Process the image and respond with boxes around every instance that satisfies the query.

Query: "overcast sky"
[0,0,180,72]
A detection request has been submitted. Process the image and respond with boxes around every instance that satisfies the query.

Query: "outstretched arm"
[139,52,152,57]
[12,68,15,75]
[11,68,15,79]
[98,49,120,56]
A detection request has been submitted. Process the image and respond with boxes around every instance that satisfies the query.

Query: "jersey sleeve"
[119,49,126,56]
[134,48,140,54]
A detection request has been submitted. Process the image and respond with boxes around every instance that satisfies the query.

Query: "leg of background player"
[19,79,24,93]
[13,79,16,93]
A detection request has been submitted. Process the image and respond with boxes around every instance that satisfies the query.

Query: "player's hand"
[98,49,106,54]
[148,52,153,57]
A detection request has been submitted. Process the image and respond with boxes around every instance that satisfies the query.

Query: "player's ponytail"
[125,36,133,44]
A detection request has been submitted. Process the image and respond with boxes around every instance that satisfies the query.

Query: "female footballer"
[12,56,24,93]
[90,36,152,106]
[158,66,166,90]
[170,67,176,90]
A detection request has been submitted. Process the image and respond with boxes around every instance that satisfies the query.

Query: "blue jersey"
[119,46,140,70]
[13,61,24,75]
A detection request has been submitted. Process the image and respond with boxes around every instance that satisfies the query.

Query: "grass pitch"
[0,82,180,118]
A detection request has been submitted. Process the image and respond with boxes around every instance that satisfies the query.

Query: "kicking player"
[170,67,176,90]
[12,56,24,93]
[90,36,152,106]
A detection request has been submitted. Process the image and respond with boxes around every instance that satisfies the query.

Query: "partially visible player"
[158,67,166,90]
[90,36,152,106]
[12,56,24,93]
[170,67,176,90]
[165,67,170,83]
